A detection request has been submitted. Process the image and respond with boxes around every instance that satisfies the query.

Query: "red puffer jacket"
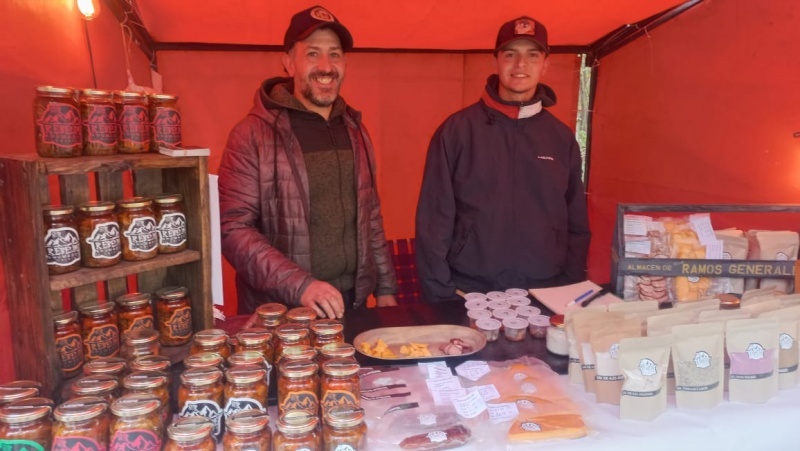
[218,78,398,313]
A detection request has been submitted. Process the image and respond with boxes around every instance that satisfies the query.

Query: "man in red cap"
[219,6,397,318]
[416,16,591,302]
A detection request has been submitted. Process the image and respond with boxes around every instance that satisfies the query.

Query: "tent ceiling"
[135,0,689,50]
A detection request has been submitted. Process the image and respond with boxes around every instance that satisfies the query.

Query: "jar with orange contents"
[0,381,41,408]
[120,329,161,361]
[184,352,225,371]
[223,366,268,420]
[43,205,81,275]
[279,345,317,367]
[273,411,320,451]
[71,374,120,406]
[129,355,172,387]
[322,406,367,451]
[52,396,109,451]
[286,307,317,329]
[77,201,121,267]
[54,311,85,378]
[80,302,120,360]
[320,358,361,416]
[83,357,127,385]
[164,416,215,451]
[227,351,270,372]
[178,368,224,442]
[277,360,319,417]
[310,319,344,349]
[80,88,118,155]
[274,324,310,363]
[33,86,82,157]
[155,286,193,346]
[318,342,355,369]
[256,303,287,353]
[0,398,53,450]
[109,394,164,451]
[190,329,230,360]
[149,94,182,149]
[153,194,188,254]
[117,197,158,261]
[116,292,154,334]
[222,409,271,451]
[123,371,170,425]
[235,328,273,364]
[114,91,150,154]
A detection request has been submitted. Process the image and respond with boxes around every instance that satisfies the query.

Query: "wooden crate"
[0,153,213,395]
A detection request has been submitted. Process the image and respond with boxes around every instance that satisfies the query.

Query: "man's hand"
[376,294,398,307]
[300,281,345,319]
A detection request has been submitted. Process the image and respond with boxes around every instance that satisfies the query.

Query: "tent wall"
[586,0,800,283]
[0,1,153,381]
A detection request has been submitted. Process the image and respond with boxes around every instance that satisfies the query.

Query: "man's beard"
[301,70,342,107]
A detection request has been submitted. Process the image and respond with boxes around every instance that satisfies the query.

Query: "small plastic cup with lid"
[475,318,501,343]
[464,298,488,311]
[505,288,529,297]
[487,300,511,312]
[528,315,551,338]
[515,306,542,319]
[492,308,517,323]
[506,296,532,309]
[467,309,493,329]
[486,291,509,301]
[463,292,488,302]
[503,318,529,342]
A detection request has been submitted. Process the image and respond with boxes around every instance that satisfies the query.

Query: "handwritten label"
[467,384,500,402]
[487,402,520,424]
[623,215,650,236]
[455,360,491,382]
[625,239,652,255]
[690,214,717,245]
[451,390,487,419]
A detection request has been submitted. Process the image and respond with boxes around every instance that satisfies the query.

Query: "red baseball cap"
[283,5,354,52]
[495,16,549,54]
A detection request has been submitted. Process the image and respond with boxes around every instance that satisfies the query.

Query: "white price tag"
[451,390,487,419]
[705,239,724,259]
[487,402,520,424]
[432,387,467,406]
[624,239,652,256]
[690,213,717,245]
[424,364,454,380]
[623,215,650,236]
[467,384,500,401]
[455,360,491,382]
[426,376,462,392]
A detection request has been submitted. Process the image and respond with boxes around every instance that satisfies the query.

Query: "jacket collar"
[480,74,557,119]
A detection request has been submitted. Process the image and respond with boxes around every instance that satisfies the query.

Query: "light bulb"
[77,0,98,20]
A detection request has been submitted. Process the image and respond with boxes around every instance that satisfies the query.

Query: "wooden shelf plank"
[49,250,201,291]
[0,153,200,174]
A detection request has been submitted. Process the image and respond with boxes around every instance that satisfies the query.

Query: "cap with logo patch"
[494,16,549,54]
[284,5,354,52]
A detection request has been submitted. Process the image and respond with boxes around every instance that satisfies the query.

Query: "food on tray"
[360,339,397,359]
[401,342,432,358]
[399,424,471,450]
[439,338,473,356]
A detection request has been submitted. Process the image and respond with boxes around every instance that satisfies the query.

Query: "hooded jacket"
[218,77,398,313]
[415,75,591,302]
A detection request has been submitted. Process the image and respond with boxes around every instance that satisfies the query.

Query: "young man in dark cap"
[415,16,591,302]
[219,6,397,318]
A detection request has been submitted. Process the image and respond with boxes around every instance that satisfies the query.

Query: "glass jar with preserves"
[71,374,120,406]
[310,319,344,349]
[117,197,158,261]
[77,201,122,267]
[235,328,273,363]
[43,205,81,275]
[80,88,118,155]
[123,371,170,425]
[114,91,151,154]
[83,357,127,384]
[116,292,155,334]
[228,351,270,371]
[190,329,230,360]
[223,409,271,451]
[129,355,172,387]
[153,194,188,254]
[0,399,53,450]
[280,345,317,366]
[274,411,320,451]
[164,416,215,451]
[277,360,319,417]
[274,324,311,363]
[255,302,287,341]
[323,406,367,451]
[224,366,268,420]
[286,307,317,329]
[178,368,224,442]
[121,329,161,361]
[149,94,182,150]
[80,302,120,360]
[184,352,225,371]
[0,381,41,408]
[318,342,355,369]
[54,311,85,378]
[321,358,361,416]
[52,396,109,451]
[34,86,82,158]
[109,394,163,451]
[155,286,193,346]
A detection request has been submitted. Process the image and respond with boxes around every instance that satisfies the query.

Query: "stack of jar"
[33,86,182,158]
[43,193,188,275]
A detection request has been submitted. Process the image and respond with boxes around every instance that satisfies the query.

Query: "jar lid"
[36,85,76,95]
[6,397,54,410]
[42,204,74,217]
[475,318,501,331]
[0,381,41,403]
[54,396,107,422]
[122,328,159,346]
[130,355,171,373]
[550,314,565,328]
[236,328,271,346]
[280,345,316,362]
[718,293,741,310]
[464,299,488,310]
[528,315,551,328]
[110,394,161,417]
[53,310,79,326]
[226,409,269,434]
[80,89,114,98]
[503,317,529,330]
[152,193,183,205]
[486,291,509,301]
[505,288,530,297]
[506,296,532,308]
[184,352,224,370]
[492,309,518,321]
[180,367,223,387]
[193,329,228,347]
[84,357,126,375]
[79,301,116,316]
[71,374,119,396]
[114,91,146,99]
[228,351,268,368]
[150,93,178,101]
[123,371,168,390]
[256,303,287,320]
[276,411,317,434]
[319,342,355,359]
[155,286,189,300]
[463,292,488,302]
[286,307,317,323]
[279,360,318,378]
[321,358,360,377]
[116,292,151,307]
[310,319,343,336]
[324,406,365,429]
[0,402,52,424]
[487,300,511,311]
[225,365,267,385]
[117,197,153,209]
[275,323,309,341]
[167,416,213,442]
[467,309,493,321]
[78,201,116,213]
[515,306,542,318]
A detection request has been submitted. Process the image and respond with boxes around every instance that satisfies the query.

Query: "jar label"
[321,389,359,413]
[85,324,120,359]
[167,307,193,339]
[124,217,158,253]
[151,107,182,147]
[87,222,122,259]
[55,332,84,372]
[36,102,81,148]
[126,315,155,334]
[224,397,266,419]
[119,105,151,144]
[53,436,102,451]
[335,446,356,451]
[181,400,223,438]
[157,212,187,247]
[279,390,318,416]
[45,226,80,267]
[0,440,45,451]
[110,429,161,451]
[84,105,118,146]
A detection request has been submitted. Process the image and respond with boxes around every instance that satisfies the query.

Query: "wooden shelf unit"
[0,153,213,395]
